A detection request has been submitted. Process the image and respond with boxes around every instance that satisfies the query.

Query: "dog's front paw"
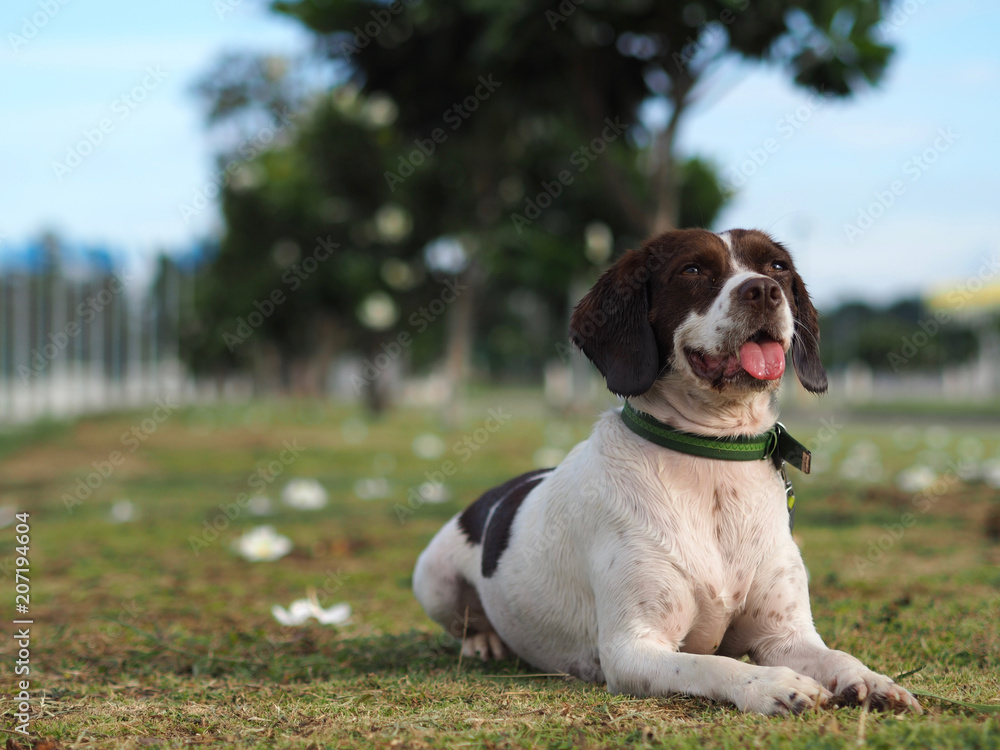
[736,666,833,715]
[461,631,507,661]
[830,668,922,714]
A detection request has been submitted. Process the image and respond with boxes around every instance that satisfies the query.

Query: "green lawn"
[2,391,999,748]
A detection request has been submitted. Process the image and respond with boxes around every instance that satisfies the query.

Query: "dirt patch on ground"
[0,421,153,484]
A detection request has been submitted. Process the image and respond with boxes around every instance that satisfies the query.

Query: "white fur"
[413,232,921,715]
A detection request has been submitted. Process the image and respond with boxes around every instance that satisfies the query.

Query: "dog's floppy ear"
[790,272,828,394]
[569,249,659,397]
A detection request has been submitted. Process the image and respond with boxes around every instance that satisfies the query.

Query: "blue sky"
[1,0,997,308]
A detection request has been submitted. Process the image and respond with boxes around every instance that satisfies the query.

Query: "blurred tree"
[190,49,731,407]
[184,84,449,410]
[820,298,979,372]
[189,0,898,410]
[274,0,896,231]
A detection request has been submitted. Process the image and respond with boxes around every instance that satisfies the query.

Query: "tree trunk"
[252,341,283,396]
[442,265,478,426]
[651,78,694,234]
[360,336,389,415]
[288,312,341,396]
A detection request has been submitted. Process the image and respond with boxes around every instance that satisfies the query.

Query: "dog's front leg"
[600,637,831,715]
[737,544,922,713]
[591,548,830,715]
[754,639,922,713]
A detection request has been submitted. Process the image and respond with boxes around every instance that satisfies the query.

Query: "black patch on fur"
[471,470,551,578]
[450,576,490,638]
[458,469,552,545]
[840,685,860,704]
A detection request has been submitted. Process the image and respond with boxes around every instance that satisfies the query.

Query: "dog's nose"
[738,277,783,312]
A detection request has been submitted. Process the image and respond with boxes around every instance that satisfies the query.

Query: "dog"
[413,228,921,715]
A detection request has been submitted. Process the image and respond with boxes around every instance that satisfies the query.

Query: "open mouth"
[685,331,787,383]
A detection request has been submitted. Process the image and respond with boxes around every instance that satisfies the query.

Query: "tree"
[273,0,895,231]
[185,80,449,408]
[189,0,897,410]
[820,299,979,372]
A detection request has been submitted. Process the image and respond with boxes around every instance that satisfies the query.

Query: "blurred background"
[3,5,1000,739]
[2,0,999,425]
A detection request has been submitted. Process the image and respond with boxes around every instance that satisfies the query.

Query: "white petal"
[271,605,303,626]
[315,602,352,625]
[235,525,293,561]
[288,600,315,619]
[281,479,329,510]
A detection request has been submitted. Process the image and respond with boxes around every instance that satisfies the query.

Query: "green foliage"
[820,298,980,371]
[678,157,728,229]
[186,0,899,387]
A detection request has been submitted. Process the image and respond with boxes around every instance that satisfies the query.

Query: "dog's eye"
[770,261,787,272]
[682,264,701,276]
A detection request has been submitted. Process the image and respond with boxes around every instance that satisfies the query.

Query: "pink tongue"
[738,339,786,380]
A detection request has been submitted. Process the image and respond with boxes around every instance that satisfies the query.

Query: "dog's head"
[570,228,826,399]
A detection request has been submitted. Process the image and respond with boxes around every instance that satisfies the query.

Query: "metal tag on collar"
[781,463,797,531]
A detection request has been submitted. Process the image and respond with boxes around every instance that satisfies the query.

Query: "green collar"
[621,401,812,474]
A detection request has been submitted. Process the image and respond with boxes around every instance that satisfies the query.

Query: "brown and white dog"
[413,228,921,715]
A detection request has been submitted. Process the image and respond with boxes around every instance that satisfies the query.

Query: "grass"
[847,399,1000,420]
[1,389,999,748]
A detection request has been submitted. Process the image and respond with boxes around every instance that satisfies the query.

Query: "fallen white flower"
[412,433,446,460]
[282,479,328,510]
[234,525,292,562]
[983,459,1000,489]
[110,499,137,523]
[417,482,450,504]
[354,477,390,500]
[272,596,351,626]
[248,495,275,516]
[896,465,937,494]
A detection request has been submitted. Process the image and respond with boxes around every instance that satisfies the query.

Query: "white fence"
[2,262,997,427]
[0,266,217,425]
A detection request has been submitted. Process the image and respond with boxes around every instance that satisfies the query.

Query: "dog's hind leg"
[413,516,507,660]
